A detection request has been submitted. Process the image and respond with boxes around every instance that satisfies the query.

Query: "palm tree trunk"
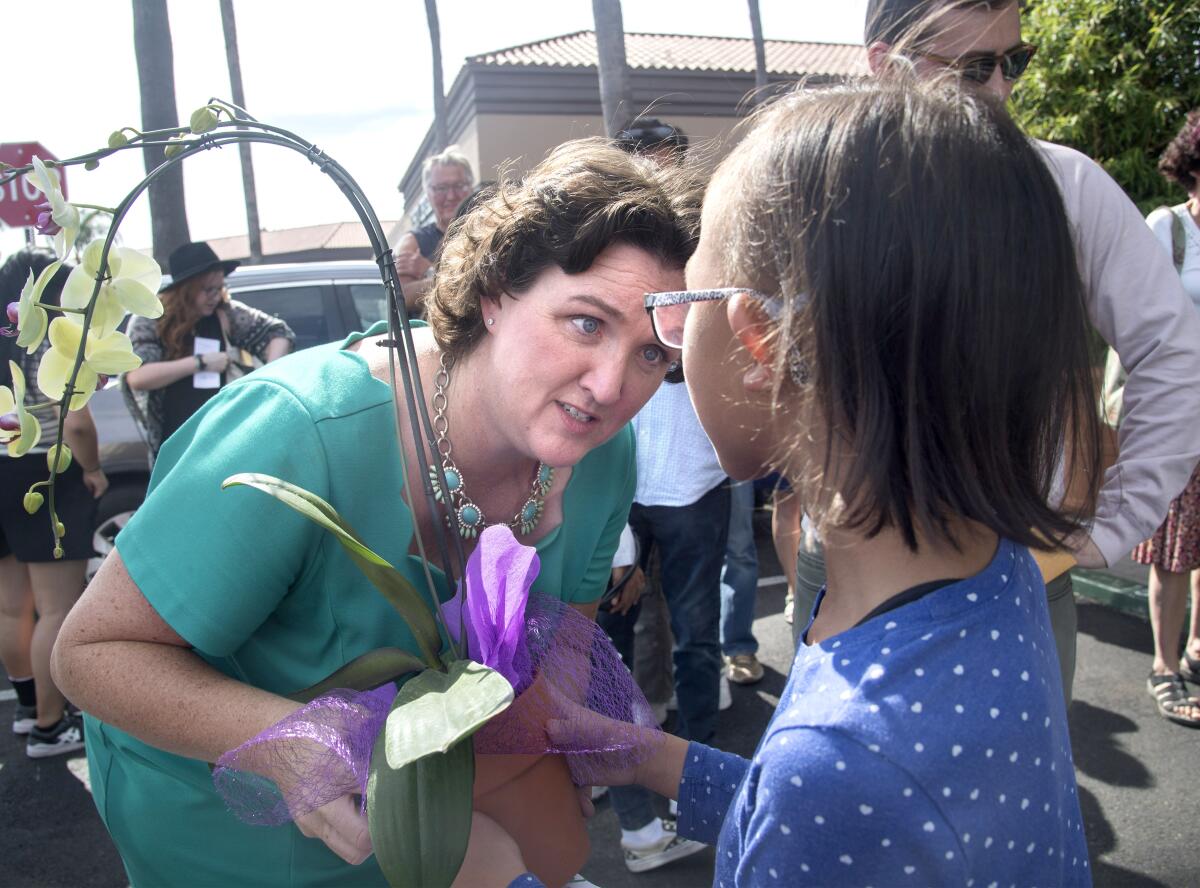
[748,0,768,99]
[131,0,190,266]
[591,0,633,138]
[425,0,449,152]
[219,0,263,264]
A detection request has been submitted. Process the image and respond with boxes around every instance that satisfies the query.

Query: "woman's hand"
[451,812,527,888]
[202,351,232,374]
[81,467,108,499]
[607,565,646,616]
[295,794,373,865]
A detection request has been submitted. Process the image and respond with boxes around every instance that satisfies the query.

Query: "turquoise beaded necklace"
[428,352,554,539]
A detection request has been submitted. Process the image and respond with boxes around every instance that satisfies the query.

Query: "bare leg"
[1149,565,1190,674]
[1187,570,1200,662]
[0,555,35,679]
[28,559,87,728]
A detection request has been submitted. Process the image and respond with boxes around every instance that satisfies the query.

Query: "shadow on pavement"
[1076,598,1153,656]
[1078,784,1167,888]
[1068,700,1152,788]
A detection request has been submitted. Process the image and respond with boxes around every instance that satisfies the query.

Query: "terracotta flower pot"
[472,673,589,888]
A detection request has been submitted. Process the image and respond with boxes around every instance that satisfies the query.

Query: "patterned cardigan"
[125,299,295,458]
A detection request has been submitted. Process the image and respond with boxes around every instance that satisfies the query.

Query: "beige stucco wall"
[393,112,745,238]
[473,112,741,181]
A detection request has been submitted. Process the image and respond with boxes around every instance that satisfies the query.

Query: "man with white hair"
[393,145,474,308]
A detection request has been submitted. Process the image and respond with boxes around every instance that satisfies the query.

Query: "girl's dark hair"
[1158,109,1200,192]
[716,75,1099,552]
[427,138,701,361]
[0,248,72,389]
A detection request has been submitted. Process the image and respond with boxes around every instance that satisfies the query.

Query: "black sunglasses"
[913,42,1037,84]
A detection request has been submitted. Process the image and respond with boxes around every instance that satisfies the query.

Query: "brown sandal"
[1147,673,1200,728]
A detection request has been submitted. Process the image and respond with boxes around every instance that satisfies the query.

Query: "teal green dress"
[86,322,635,887]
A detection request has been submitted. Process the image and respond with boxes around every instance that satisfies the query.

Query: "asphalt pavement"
[1,523,1197,887]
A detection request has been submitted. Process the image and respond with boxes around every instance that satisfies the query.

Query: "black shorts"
[0,456,97,562]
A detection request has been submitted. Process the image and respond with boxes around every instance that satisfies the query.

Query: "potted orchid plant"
[1,101,653,888]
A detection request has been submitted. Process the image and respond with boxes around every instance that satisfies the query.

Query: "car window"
[234,285,329,352]
[349,283,388,329]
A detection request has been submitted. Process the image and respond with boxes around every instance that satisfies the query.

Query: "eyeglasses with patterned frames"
[644,288,785,350]
[911,42,1037,85]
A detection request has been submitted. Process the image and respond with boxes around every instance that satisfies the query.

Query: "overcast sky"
[5,0,868,256]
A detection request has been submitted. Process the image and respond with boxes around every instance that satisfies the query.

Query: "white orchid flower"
[37,316,141,410]
[61,240,163,338]
[28,157,81,258]
[13,261,61,352]
[0,362,42,456]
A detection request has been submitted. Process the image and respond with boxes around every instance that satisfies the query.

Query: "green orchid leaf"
[384,660,513,770]
[222,473,443,667]
[368,708,474,888]
[287,648,426,704]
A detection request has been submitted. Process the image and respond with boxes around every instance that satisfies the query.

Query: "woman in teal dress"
[52,139,699,887]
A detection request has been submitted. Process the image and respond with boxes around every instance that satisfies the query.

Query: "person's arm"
[62,404,108,498]
[124,352,221,391]
[393,233,433,312]
[53,377,371,863]
[1041,144,1200,566]
[264,336,291,362]
[222,301,295,364]
[729,727,966,885]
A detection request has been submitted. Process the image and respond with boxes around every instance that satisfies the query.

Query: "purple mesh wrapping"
[213,684,393,826]
[213,526,661,825]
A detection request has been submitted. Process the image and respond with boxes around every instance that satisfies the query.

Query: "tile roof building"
[392,30,866,238]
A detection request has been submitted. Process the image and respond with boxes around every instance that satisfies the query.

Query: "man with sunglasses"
[795,0,1200,703]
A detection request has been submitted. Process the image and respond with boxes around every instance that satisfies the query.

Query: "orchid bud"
[6,302,18,325]
[47,443,72,474]
[0,412,19,432]
[164,140,185,159]
[34,203,62,237]
[53,545,63,560]
[84,159,100,171]
[23,491,43,514]
[108,131,129,149]
[189,106,219,134]
[55,520,66,538]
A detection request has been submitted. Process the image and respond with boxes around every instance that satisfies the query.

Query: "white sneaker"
[566,875,602,887]
[26,713,85,759]
[620,818,706,873]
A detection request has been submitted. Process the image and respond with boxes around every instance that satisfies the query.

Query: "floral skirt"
[1131,463,1200,572]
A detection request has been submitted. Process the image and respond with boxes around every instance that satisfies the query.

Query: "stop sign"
[0,143,69,228]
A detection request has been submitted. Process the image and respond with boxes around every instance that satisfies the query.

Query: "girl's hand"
[294,794,373,865]
[82,467,108,498]
[451,812,527,888]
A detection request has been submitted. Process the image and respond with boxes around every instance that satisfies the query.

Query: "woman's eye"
[571,316,601,335]
[640,345,668,365]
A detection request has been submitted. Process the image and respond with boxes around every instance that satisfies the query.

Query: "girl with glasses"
[467,74,1100,887]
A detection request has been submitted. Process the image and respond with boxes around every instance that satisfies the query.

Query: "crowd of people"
[3,0,1200,885]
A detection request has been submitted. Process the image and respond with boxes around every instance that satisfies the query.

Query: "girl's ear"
[727,292,777,393]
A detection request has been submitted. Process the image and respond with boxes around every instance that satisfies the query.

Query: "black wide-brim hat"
[159,241,241,293]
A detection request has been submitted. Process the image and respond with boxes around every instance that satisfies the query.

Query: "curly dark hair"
[426,138,702,362]
[1158,109,1200,192]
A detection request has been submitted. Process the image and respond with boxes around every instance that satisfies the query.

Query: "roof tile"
[470,30,867,77]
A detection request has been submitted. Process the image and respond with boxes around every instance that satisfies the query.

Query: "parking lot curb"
[1071,567,1149,620]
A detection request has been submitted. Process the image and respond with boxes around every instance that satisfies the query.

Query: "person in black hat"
[617,118,689,166]
[124,241,294,459]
